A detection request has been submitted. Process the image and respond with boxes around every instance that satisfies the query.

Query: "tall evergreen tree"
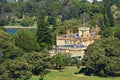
[103,0,115,27]
[37,10,53,50]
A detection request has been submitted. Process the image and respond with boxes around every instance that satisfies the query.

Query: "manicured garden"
[30,67,120,80]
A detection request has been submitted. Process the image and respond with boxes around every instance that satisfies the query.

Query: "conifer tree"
[37,10,53,50]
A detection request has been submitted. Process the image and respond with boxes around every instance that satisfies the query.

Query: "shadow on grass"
[74,68,92,76]
[74,68,120,78]
[51,66,66,72]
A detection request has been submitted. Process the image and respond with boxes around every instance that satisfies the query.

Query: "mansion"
[51,26,100,59]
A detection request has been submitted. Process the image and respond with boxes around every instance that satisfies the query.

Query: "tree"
[0,59,33,80]
[81,38,120,76]
[14,29,40,52]
[20,16,34,26]
[103,0,115,27]
[101,26,120,39]
[50,53,68,70]
[37,10,53,50]
[24,0,40,14]
[111,27,120,39]
[56,18,82,35]
[4,46,24,59]
[0,19,9,26]
[111,5,120,25]
[0,30,12,63]
[22,51,51,75]
[0,0,7,3]
[0,30,24,62]
[46,2,62,17]
[13,0,25,19]
[1,3,12,12]
[101,27,112,38]
[92,13,103,27]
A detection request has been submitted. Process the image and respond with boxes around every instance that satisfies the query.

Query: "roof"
[57,44,87,49]
[58,32,97,39]
[58,33,82,39]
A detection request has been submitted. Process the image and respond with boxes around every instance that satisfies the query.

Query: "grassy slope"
[30,67,120,80]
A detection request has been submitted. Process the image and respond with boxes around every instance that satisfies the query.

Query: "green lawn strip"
[30,67,120,80]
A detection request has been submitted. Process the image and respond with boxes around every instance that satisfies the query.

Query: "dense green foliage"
[0,30,24,62]
[20,16,34,26]
[23,52,51,75]
[0,30,51,79]
[102,26,120,39]
[14,29,39,52]
[50,53,68,70]
[0,59,33,80]
[0,0,119,27]
[37,10,53,50]
[81,38,120,77]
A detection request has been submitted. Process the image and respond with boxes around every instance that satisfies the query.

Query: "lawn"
[30,67,120,80]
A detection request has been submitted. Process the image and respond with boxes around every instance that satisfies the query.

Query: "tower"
[78,27,90,38]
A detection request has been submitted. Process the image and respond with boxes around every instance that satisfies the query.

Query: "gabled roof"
[58,32,97,39]
[58,33,82,39]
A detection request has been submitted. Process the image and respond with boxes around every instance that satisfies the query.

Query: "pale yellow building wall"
[57,39,95,46]
[81,40,94,46]
[86,31,90,37]
[69,50,85,55]
[78,31,82,36]
[73,40,80,44]
[56,40,65,45]
[60,49,85,55]
[56,40,72,45]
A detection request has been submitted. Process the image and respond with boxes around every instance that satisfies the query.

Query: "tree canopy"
[37,10,53,50]
[81,38,120,77]
[0,59,33,80]
[22,52,51,74]
[0,30,24,62]
[0,0,119,27]
[50,53,68,70]
[14,29,39,52]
